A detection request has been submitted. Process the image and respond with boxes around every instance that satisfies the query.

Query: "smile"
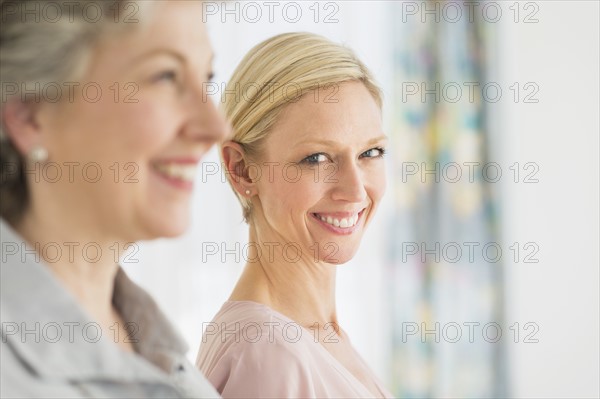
[153,163,197,182]
[311,209,366,234]
[152,161,199,190]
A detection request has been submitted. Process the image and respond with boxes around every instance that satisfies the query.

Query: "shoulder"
[197,302,317,397]
[209,336,316,398]
[198,301,311,366]
[199,301,312,359]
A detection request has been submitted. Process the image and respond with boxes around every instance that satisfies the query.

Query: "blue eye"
[301,153,328,164]
[360,147,386,159]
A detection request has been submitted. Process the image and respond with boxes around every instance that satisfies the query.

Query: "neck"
[15,204,125,323]
[230,225,339,329]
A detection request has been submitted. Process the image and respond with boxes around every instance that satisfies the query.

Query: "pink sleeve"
[212,339,316,399]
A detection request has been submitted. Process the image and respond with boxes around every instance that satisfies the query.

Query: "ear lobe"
[1,100,43,157]
[221,140,255,195]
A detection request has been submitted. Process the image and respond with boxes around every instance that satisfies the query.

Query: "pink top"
[196,301,394,398]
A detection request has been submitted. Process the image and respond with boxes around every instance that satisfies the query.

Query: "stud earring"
[245,190,251,195]
[28,146,48,163]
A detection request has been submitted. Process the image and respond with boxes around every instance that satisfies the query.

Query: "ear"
[221,140,256,196]
[1,100,44,157]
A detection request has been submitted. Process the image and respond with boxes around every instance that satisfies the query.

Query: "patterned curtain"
[388,1,505,397]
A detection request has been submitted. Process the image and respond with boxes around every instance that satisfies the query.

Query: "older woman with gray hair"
[1,1,228,397]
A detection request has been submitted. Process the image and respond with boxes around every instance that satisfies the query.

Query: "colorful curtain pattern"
[388,1,505,397]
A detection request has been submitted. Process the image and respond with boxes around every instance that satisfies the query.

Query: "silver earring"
[245,190,251,195]
[28,146,48,163]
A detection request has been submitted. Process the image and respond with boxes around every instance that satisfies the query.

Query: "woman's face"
[34,1,228,240]
[253,81,387,264]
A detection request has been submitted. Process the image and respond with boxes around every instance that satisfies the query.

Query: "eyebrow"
[131,48,215,68]
[131,48,186,65]
[292,135,388,148]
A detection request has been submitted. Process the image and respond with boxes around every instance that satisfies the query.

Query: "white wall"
[494,1,599,397]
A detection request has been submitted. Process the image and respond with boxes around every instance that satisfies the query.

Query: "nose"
[329,160,368,203]
[181,80,231,144]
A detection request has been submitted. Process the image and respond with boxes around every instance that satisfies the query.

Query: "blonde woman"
[0,1,228,397]
[196,33,393,398]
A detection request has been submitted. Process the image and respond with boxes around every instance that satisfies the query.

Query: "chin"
[159,221,190,238]
[138,211,191,240]
[319,244,360,265]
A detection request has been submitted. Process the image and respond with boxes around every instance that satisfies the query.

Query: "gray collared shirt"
[0,220,220,398]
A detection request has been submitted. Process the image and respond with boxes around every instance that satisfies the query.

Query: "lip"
[152,170,194,191]
[150,156,204,192]
[310,208,367,236]
[152,157,202,165]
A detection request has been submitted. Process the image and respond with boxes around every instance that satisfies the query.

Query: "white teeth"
[154,163,197,182]
[317,213,360,228]
[315,213,358,229]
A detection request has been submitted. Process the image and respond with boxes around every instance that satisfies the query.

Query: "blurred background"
[124,1,599,397]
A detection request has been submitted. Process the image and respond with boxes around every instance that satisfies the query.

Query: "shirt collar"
[0,219,188,383]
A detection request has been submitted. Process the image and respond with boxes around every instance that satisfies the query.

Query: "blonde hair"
[0,0,155,224]
[222,32,383,222]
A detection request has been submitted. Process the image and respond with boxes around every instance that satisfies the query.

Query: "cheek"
[75,98,183,160]
[103,99,181,154]
[258,171,322,219]
[366,165,386,204]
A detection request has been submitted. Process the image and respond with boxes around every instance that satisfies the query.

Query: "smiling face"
[32,1,228,240]
[252,81,387,264]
